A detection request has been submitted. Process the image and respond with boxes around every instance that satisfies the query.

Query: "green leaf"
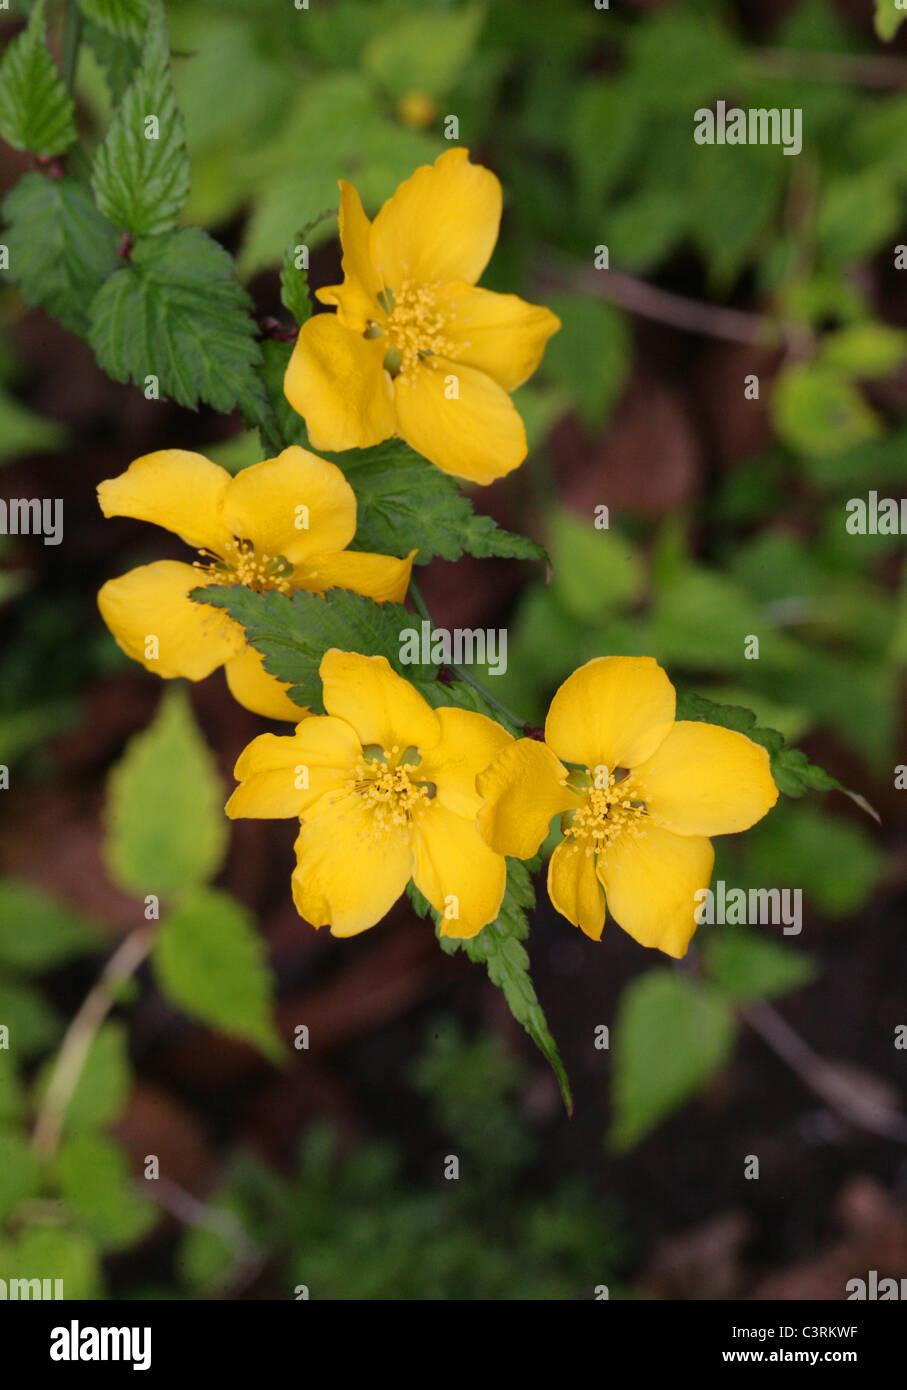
[746,802,885,918]
[2,173,121,335]
[700,928,817,1001]
[36,1020,131,1132]
[280,246,312,329]
[77,0,152,41]
[771,363,881,458]
[90,2,189,236]
[0,1221,103,1298]
[542,292,631,429]
[0,979,60,1058]
[0,0,78,155]
[0,880,99,970]
[276,204,338,329]
[549,511,643,620]
[88,226,265,414]
[103,685,228,899]
[414,861,572,1113]
[342,441,545,565]
[817,170,902,263]
[818,322,907,377]
[0,1124,40,1221]
[675,689,879,821]
[0,387,66,463]
[152,888,284,1062]
[195,584,431,711]
[874,0,907,43]
[609,970,736,1151]
[0,1054,25,1122]
[55,1131,155,1249]
[362,3,485,100]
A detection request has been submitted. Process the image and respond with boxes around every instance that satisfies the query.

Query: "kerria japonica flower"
[226,650,513,937]
[97,447,414,721]
[476,656,779,958]
[283,148,560,484]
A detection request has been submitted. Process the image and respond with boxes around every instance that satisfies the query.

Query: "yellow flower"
[226,650,513,937]
[284,148,560,484]
[97,446,414,721]
[477,657,779,958]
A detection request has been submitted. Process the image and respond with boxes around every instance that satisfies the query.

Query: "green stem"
[408,577,531,732]
[62,1,83,95]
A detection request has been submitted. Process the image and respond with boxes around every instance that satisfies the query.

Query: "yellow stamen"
[346,744,434,836]
[380,277,454,379]
[194,538,294,595]
[563,769,648,858]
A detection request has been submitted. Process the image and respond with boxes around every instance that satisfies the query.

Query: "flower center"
[371,279,454,379]
[562,769,648,856]
[347,745,435,833]
[195,538,294,595]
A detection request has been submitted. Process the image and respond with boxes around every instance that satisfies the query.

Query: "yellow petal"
[370,148,502,289]
[544,657,676,772]
[417,707,513,819]
[291,791,413,936]
[294,548,414,604]
[476,738,579,858]
[98,561,242,680]
[547,840,606,941]
[283,313,396,453]
[597,822,714,959]
[634,721,779,837]
[221,446,357,566]
[394,359,527,483]
[319,650,440,754]
[226,717,360,819]
[97,450,232,554]
[315,179,382,330]
[438,282,561,392]
[223,643,308,722]
[413,801,506,939]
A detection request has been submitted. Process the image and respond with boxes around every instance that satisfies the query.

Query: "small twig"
[543,263,813,355]
[748,46,907,91]
[149,1177,265,1297]
[32,925,154,1159]
[741,1000,907,1145]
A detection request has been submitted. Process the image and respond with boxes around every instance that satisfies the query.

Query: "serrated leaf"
[90,2,189,236]
[2,173,121,335]
[675,689,879,821]
[700,928,817,1002]
[77,0,152,41]
[153,888,284,1062]
[81,17,142,103]
[55,1131,156,1250]
[88,226,265,413]
[104,685,228,899]
[36,1020,131,1132]
[609,970,736,1151]
[0,0,78,155]
[195,584,430,711]
[0,1124,40,1221]
[0,879,99,971]
[278,211,335,329]
[414,861,572,1112]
